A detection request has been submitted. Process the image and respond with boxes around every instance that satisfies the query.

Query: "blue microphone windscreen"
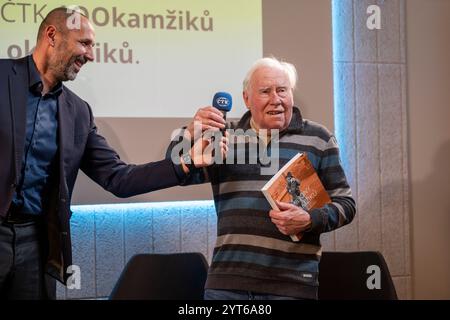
[212,92,233,112]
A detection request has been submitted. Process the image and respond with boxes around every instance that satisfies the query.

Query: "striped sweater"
[168,107,356,299]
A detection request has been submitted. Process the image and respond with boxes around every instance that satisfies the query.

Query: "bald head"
[33,6,95,88]
[37,7,86,43]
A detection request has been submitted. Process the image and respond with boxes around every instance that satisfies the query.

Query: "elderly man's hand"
[185,107,226,141]
[269,200,312,236]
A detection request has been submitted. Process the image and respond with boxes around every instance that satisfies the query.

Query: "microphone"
[212,92,232,134]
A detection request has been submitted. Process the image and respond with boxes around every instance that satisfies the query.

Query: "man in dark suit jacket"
[0,7,226,299]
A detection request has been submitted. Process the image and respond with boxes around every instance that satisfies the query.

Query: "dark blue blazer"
[0,56,181,283]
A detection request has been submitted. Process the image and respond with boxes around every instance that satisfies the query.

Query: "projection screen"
[0,0,263,117]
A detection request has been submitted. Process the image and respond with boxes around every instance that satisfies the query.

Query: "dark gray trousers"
[0,218,56,300]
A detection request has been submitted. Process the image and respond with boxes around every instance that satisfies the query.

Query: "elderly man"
[168,57,356,300]
[0,7,225,299]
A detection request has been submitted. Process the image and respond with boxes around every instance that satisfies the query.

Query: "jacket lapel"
[9,59,28,183]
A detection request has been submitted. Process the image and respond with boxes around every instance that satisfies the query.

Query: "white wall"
[332,0,411,299]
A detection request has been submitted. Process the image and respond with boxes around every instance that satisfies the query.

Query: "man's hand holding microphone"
[181,92,232,174]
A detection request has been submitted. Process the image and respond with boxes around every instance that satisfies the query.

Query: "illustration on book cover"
[286,172,309,209]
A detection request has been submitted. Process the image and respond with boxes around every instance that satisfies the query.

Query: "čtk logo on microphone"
[216,97,231,108]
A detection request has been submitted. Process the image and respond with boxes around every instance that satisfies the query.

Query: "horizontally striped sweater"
[168,107,356,299]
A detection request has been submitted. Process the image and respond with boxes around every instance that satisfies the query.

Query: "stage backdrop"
[0,0,262,118]
[0,0,334,204]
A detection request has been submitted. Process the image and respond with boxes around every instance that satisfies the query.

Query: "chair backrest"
[318,251,398,300]
[109,252,209,300]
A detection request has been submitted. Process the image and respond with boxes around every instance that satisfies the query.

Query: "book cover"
[261,152,331,241]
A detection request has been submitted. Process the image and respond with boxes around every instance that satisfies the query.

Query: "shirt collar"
[27,55,41,90]
[27,54,63,97]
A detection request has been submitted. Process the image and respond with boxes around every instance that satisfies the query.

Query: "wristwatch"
[181,152,196,173]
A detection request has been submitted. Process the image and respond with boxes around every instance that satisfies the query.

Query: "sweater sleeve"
[308,135,356,234]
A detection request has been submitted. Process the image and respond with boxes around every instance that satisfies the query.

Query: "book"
[261,152,331,241]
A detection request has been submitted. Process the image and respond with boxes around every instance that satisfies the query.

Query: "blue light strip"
[71,200,215,215]
[331,0,350,171]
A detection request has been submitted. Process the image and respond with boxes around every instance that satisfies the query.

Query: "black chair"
[318,251,398,300]
[109,252,209,300]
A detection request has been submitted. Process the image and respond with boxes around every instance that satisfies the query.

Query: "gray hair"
[242,57,298,91]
